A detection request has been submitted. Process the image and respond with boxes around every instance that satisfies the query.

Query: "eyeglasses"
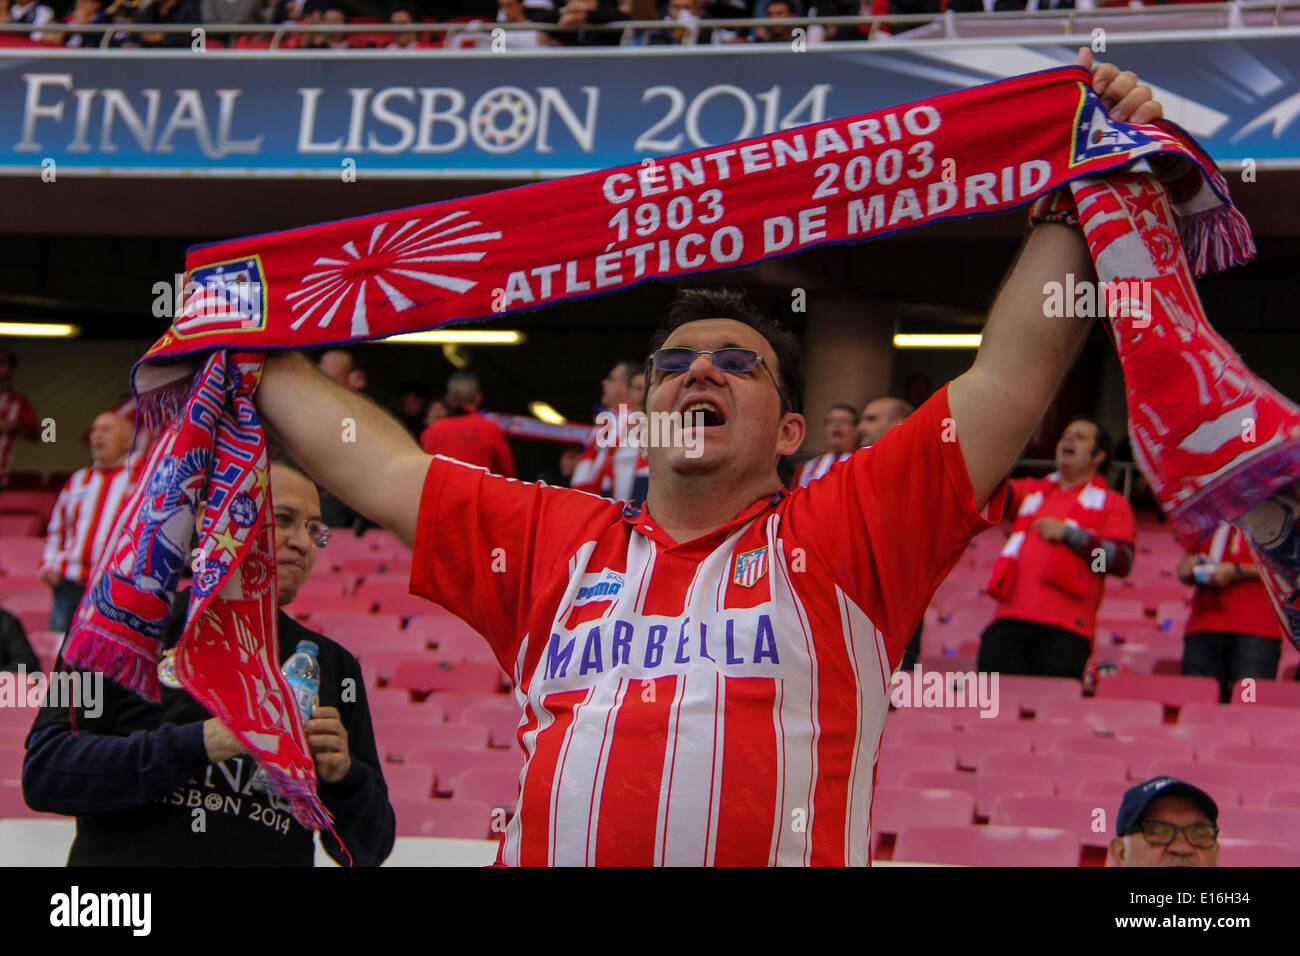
[1131,820,1219,848]
[649,347,788,411]
[273,510,331,550]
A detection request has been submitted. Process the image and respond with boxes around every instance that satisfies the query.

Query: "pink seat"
[1228,679,1300,708]
[1097,598,1146,623]
[0,537,47,573]
[1215,744,1300,768]
[0,576,50,595]
[0,745,26,781]
[1055,735,1195,779]
[354,649,411,685]
[430,691,509,723]
[392,797,495,839]
[883,711,954,733]
[27,630,64,671]
[292,576,357,600]
[1095,673,1220,708]
[1267,790,1300,809]
[1178,703,1299,743]
[0,514,43,536]
[405,612,484,649]
[899,728,1032,771]
[1216,839,1300,867]
[1155,599,1190,632]
[1117,722,1251,759]
[1035,697,1164,731]
[1141,759,1300,807]
[461,700,521,748]
[369,693,444,724]
[380,722,489,762]
[894,824,1080,867]
[354,579,436,617]
[979,750,1127,795]
[922,693,1020,728]
[0,780,58,819]
[990,794,1113,847]
[993,675,1080,716]
[452,767,521,810]
[295,596,375,616]
[870,786,974,855]
[1217,806,1300,844]
[307,610,402,639]
[381,763,435,801]
[875,744,956,787]
[391,660,504,695]
[902,770,1053,818]
[1074,775,1240,809]
[431,631,497,665]
[406,746,525,794]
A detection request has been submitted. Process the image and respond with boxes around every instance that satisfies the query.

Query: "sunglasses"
[649,347,788,411]
[1131,820,1218,849]
[273,509,332,550]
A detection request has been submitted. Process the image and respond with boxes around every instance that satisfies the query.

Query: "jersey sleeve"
[409,457,614,671]
[786,383,1006,660]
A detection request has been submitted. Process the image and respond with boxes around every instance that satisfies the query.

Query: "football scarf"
[62,65,1287,830]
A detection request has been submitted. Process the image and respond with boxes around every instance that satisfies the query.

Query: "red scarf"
[62,67,1269,829]
[986,473,1110,603]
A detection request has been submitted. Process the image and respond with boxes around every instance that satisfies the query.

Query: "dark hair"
[1068,416,1111,466]
[647,288,804,416]
[267,445,317,490]
[612,360,641,383]
[827,402,860,424]
[396,381,431,399]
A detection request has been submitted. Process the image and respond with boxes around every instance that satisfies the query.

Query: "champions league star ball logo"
[287,211,503,337]
[471,86,537,154]
[229,492,258,528]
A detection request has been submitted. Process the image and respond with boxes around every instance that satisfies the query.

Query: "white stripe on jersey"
[836,587,889,866]
[583,677,629,866]
[548,685,597,866]
[42,464,135,583]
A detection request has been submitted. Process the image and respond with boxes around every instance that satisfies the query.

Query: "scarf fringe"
[62,629,161,702]
[134,375,197,432]
[1167,437,1300,545]
[1179,205,1257,277]
[263,771,333,831]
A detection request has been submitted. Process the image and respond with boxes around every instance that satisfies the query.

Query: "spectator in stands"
[395,381,431,438]
[317,348,354,385]
[61,0,111,45]
[419,370,517,477]
[858,395,912,449]
[498,0,559,45]
[7,0,55,39]
[809,0,861,41]
[793,402,857,487]
[646,0,698,44]
[24,457,395,866]
[1177,521,1282,702]
[977,418,1136,680]
[552,0,637,44]
[0,349,39,491]
[133,0,203,46]
[753,0,798,42]
[571,359,640,497]
[345,367,368,392]
[1110,776,1219,867]
[40,411,137,634]
[387,2,418,46]
[201,0,265,32]
[0,607,39,673]
[425,397,448,427]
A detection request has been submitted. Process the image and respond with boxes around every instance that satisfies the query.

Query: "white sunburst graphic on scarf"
[286,210,503,336]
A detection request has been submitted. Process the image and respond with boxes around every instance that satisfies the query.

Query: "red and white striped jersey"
[411,386,1003,866]
[0,388,38,484]
[794,450,853,488]
[41,461,138,583]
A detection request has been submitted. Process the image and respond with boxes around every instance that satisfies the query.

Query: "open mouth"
[682,400,726,428]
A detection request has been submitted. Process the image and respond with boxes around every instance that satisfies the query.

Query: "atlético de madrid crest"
[733,547,769,588]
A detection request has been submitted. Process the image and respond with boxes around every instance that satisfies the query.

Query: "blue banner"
[1,33,1298,177]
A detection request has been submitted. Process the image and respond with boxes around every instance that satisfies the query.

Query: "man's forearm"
[949,223,1095,507]
[256,352,429,546]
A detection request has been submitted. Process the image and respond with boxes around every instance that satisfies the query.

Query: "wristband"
[1028,188,1081,229]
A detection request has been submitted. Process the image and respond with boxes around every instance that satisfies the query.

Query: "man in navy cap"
[1110,776,1220,867]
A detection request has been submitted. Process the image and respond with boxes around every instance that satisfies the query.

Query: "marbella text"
[495,105,1053,311]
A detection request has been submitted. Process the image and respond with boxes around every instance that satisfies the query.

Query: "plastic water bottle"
[250,641,321,794]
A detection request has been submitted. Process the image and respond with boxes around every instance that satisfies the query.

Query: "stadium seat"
[1141,759,1300,807]
[979,751,1128,795]
[1214,744,1300,768]
[0,592,51,615]
[461,700,522,748]
[405,611,484,648]
[1034,697,1163,731]
[292,575,357,600]
[1266,791,1300,809]
[0,745,28,781]
[1073,776,1241,810]
[1216,839,1300,867]
[902,770,1053,818]
[1216,806,1300,844]
[391,660,504,695]
[354,580,437,617]
[1178,703,1299,743]
[893,824,1080,867]
[1155,600,1190,633]
[926,692,1020,728]
[27,631,64,671]
[405,746,525,794]
[0,575,49,595]
[0,491,57,522]
[391,797,495,839]
[0,515,43,537]
[1055,734,1195,777]
[383,763,436,801]
[431,631,497,665]
[870,786,975,856]
[430,691,509,723]
[1095,673,1219,708]
[452,767,521,810]
[898,728,1031,770]
[381,722,489,761]
[0,537,48,573]
[356,649,410,685]
[308,611,404,647]
[296,597,374,618]
[1114,722,1250,760]
[1096,599,1146,625]
[990,794,1113,848]
[874,744,957,786]
[369,692,444,724]
[1227,679,1300,708]
[992,675,1080,715]
[0,780,58,819]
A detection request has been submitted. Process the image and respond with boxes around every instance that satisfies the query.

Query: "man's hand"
[1210,562,1239,588]
[41,569,61,588]
[1032,517,1068,543]
[307,706,352,783]
[1177,553,1199,585]
[1074,48,1164,125]
[203,717,245,763]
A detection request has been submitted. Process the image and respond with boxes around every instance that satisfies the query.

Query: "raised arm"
[255,352,431,548]
[948,50,1163,510]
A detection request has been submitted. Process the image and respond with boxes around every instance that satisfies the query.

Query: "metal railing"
[1,0,1296,50]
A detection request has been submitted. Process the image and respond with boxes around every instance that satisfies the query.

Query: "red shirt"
[992,476,1136,640]
[1186,525,1283,640]
[409,386,1004,866]
[418,409,516,478]
[0,388,38,484]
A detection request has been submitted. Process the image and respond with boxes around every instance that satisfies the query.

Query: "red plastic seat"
[902,770,1053,818]
[869,786,974,855]
[431,630,496,664]
[461,700,521,748]
[1055,734,1194,778]
[405,746,525,794]
[357,649,411,685]
[0,537,48,573]
[0,592,50,614]
[0,515,43,536]
[405,612,483,648]
[452,767,521,810]
[1141,758,1300,807]
[0,575,50,595]
[1155,600,1190,632]
[992,675,1080,715]
[1178,703,1299,743]
[1035,697,1164,731]
[381,722,489,761]
[874,744,956,787]
[990,794,1113,847]
[0,491,57,522]
[297,596,375,617]
[307,611,403,646]
[1215,744,1300,768]
[391,660,504,695]
[430,691,508,723]
[1267,790,1300,809]
[391,797,496,839]
[979,750,1127,795]
[1116,722,1251,759]
[292,576,357,600]
[1216,839,1300,867]
[0,745,25,781]
[383,763,435,800]
[898,728,1032,771]
[1095,673,1220,708]
[1217,806,1300,844]
[1228,679,1300,708]
[894,823,1080,867]
[1073,776,1241,809]
[354,579,436,617]
[369,692,444,724]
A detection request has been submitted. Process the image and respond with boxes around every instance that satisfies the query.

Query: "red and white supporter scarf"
[65,65,1299,829]
[986,473,1111,603]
